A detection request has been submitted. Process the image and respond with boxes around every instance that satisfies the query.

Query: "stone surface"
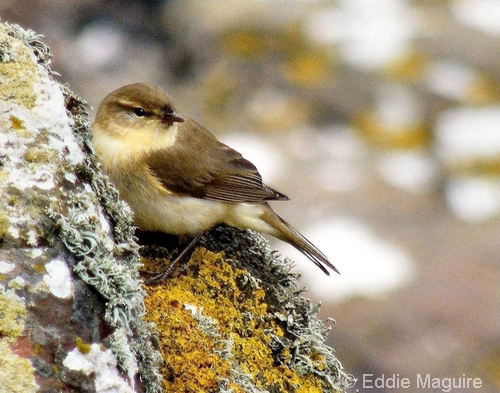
[0,22,161,393]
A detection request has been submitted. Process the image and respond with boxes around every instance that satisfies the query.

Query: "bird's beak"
[163,113,185,126]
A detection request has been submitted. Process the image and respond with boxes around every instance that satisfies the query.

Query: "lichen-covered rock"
[0,22,161,392]
[141,226,354,392]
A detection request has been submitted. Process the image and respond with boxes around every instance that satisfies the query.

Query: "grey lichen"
[49,84,163,392]
[2,22,54,70]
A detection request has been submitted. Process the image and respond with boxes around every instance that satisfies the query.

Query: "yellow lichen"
[220,28,268,60]
[465,74,499,106]
[23,145,59,164]
[281,51,335,87]
[32,263,47,275]
[0,340,38,393]
[0,27,39,109]
[0,285,27,340]
[143,247,327,393]
[354,110,430,150]
[442,158,500,177]
[9,114,24,130]
[0,287,36,393]
[75,337,92,355]
[384,51,428,82]
[0,212,10,240]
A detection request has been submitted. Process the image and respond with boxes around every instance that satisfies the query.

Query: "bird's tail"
[260,204,340,275]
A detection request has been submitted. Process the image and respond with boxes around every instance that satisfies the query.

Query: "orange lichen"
[143,247,327,393]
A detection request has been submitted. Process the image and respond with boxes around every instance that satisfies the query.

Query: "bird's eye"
[133,108,147,117]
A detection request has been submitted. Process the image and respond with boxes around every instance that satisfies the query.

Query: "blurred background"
[2,0,500,391]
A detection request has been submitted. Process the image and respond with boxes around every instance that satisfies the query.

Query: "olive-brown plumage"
[92,83,339,275]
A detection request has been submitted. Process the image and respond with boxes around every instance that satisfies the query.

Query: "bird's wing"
[144,119,289,203]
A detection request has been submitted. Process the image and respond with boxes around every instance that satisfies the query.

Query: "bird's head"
[93,83,185,139]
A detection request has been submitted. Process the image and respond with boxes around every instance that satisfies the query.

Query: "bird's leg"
[143,232,204,284]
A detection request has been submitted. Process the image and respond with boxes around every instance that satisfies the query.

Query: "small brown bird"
[92,83,339,276]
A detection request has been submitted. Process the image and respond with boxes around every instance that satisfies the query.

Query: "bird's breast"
[132,194,229,235]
